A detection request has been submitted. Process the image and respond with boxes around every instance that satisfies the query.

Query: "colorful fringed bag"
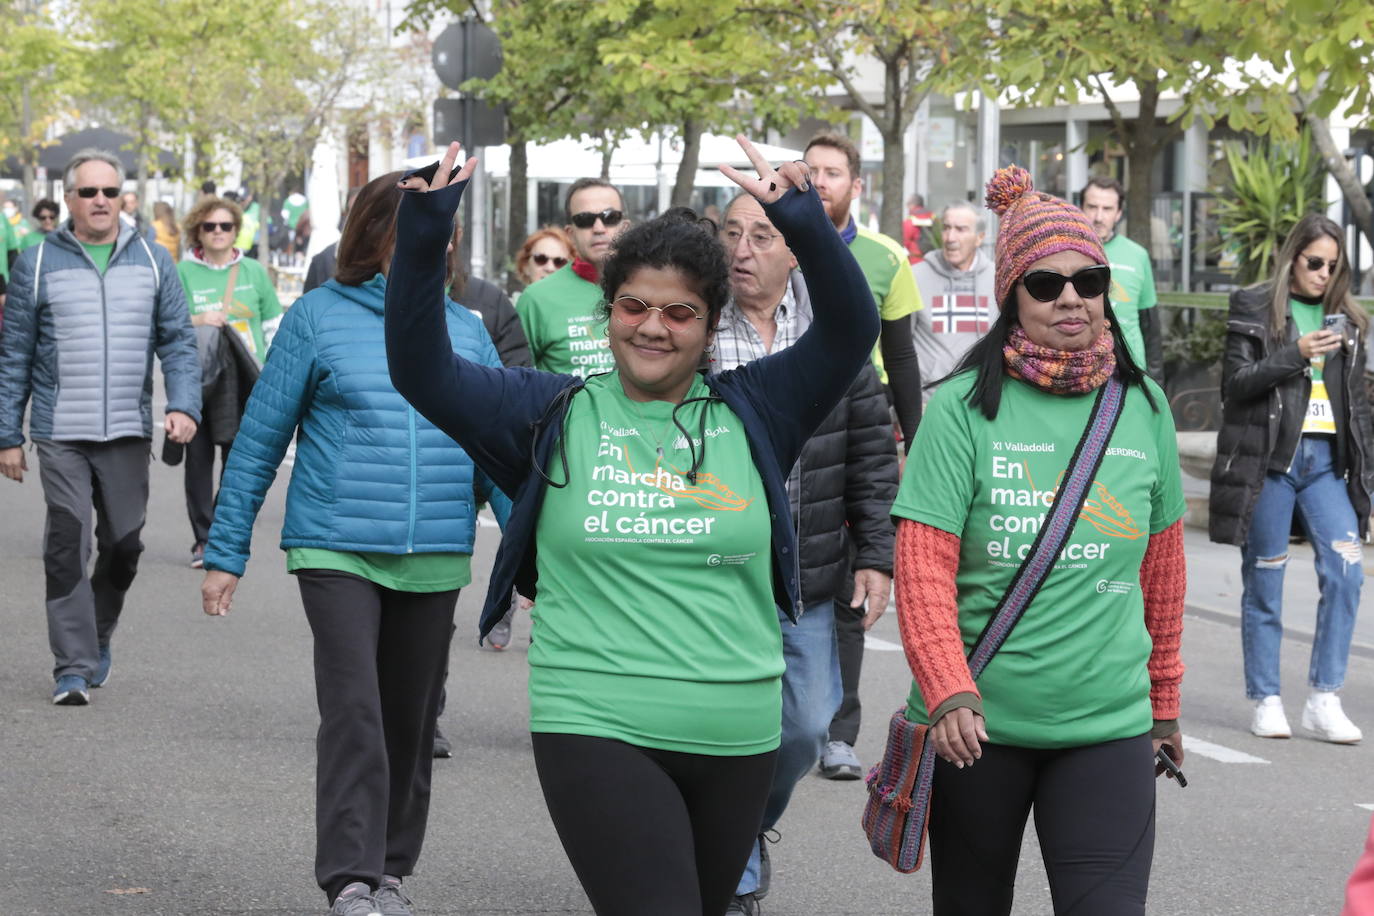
[862,376,1126,873]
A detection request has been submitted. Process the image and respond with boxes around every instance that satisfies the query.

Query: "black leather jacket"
[1209,284,1374,545]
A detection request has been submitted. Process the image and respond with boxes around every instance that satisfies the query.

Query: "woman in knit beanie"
[887,167,1187,914]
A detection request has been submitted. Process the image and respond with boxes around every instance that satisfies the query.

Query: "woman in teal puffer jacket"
[198,172,506,916]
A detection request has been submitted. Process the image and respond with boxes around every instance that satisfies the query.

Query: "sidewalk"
[1184,524,1374,659]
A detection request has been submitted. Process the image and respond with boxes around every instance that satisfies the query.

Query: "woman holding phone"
[385,138,877,916]
[1210,212,1374,743]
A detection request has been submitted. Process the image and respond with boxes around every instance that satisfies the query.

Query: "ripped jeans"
[1241,435,1364,699]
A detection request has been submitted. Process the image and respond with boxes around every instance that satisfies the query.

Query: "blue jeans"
[735,599,842,896]
[1240,436,1364,699]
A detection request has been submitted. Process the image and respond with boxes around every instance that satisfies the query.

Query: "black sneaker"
[190,542,206,569]
[433,725,452,759]
[726,893,761,915]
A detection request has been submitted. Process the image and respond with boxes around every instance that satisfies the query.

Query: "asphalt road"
[3,437,1373,915]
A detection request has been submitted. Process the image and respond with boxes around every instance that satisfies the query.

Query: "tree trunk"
[1123,80,1160,250]
[600,139,613,181]
[1307,112,1374,250]
[878,59,906,240]
[670,117,703,210]
[507,138,529,294]
[20,82,34,205]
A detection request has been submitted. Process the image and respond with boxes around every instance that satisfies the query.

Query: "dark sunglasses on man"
[75,186,121,199]
[531,253,569,268]
[1020,265,1111,302]
[201,221,236,234]
[569,208,625,230]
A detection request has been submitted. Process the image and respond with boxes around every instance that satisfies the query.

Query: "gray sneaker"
[818,740,863,780]
[374,876,414,916]
[487,605,515,650]
[329,882,381,916]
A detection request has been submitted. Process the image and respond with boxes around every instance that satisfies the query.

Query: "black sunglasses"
[1021,266,1111,302]
[36,212,58,221]
[75,186,121,199]
[201,221,236,233]
[531,253,568,268]
[570,208,624,229]
[1301,254,1339,273]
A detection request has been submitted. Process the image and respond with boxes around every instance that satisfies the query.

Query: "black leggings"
[531,733,777,916]
[929,733,1157,916]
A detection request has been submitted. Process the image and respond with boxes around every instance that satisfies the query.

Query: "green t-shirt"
[891,372,1186,749]
[20,229,46,251]
[0,219,17,281]
[515,265,615,377]
[177,256,283,361]
[849,226,924,384]
[1291,299,1336,435]
[81,241,114,274]
[529,372,781,755]
[287,548,472,592]
[1103,234,1158,367]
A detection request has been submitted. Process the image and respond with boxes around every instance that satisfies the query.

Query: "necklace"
[628,398,676,460]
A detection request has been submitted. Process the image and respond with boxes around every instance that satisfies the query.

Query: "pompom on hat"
[985,165,1107,306]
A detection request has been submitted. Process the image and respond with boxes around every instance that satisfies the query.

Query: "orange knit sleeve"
[1140,519,1186,721]
[895,518,978,717]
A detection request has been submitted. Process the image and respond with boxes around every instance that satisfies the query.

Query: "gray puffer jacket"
[0,222,201,447]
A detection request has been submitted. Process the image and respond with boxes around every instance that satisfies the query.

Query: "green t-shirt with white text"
[177,256,283,361]
[1103,233,1157,367]
[891,372,1186,748]
[516,265,616,377]
[1291,299,1336,434]
[529,371,781,755]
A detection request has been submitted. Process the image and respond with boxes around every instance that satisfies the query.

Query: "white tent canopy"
[414,132,802,188]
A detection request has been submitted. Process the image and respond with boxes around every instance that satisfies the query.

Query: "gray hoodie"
[911,249,995,402]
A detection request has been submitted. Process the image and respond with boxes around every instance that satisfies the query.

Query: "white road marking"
[1186,737,1269,765]
[1356,803,1374,812]
[864,635,904,652]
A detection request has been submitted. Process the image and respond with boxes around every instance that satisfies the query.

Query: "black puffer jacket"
[456,276,531,368]
[1209,284,1374,545]
[795,358,899,604]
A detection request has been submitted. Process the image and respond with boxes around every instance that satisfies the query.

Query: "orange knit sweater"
[895,518,1187,723]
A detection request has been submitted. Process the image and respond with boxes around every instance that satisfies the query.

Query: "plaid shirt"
[711,275,807,514]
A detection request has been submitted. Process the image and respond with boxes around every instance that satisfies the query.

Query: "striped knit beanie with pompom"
[985,165,1106,307]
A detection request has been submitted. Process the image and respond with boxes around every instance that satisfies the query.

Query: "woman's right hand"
[1298,328,1342,359]
[930,706,989,768]
[397,141,478,194]
[201,570,240,617]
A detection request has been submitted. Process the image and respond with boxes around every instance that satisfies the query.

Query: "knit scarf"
[1003,325,1115,394]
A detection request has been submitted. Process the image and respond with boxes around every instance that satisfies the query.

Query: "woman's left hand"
[719,134,810,205]
[397,141,478,194]
[1153,730,1185,777]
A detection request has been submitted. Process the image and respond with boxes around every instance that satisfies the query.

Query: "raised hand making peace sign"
[718,134,811,204]
[397,141,478,193]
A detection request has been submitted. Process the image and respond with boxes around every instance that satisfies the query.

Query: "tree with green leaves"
[0,0,83,204]
[765,0,995,240]
[972,0,1304,251]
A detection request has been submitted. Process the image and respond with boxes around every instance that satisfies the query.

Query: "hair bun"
[985,166,1034,216]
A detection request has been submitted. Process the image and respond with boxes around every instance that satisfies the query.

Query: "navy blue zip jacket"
[385,172,878,640]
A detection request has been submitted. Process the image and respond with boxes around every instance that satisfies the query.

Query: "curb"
[1186,601,1374,662]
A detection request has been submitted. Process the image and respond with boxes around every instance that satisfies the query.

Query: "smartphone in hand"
[1155,747,1187,787]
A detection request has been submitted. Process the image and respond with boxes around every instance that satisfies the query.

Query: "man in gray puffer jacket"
[0,149,201,706]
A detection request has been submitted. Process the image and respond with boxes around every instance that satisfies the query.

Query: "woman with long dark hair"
[1210,212,1373,743]
[893,167,1186,915]
[385,138,877,916]
[199,171,505,916]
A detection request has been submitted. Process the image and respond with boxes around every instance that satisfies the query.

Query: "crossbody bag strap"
[220,262,241,310]
[965,375,1127,679]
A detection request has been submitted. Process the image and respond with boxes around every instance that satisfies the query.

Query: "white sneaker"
[1301,691,1362,744]
[1251,696,1291,738]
